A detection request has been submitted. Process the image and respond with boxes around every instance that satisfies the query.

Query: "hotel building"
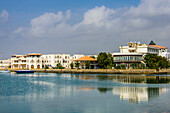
[26,53,42,69]
[112,42,159,69]
[11,55,27,69]
[148,41,170,60]
[42,54,71,69]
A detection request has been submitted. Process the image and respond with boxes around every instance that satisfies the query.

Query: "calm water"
[0,73,170,113]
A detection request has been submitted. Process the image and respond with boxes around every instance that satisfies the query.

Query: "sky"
[0,0,170,59]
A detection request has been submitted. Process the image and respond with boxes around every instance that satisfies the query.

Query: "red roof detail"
[148,45,167,49]
[74,56,97,61]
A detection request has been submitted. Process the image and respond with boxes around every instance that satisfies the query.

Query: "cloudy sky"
[0,0,170,59]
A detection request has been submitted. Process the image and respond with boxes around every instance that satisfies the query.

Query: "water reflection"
[73,74,170,84]
[113,87,168,103]
[1,73,170,113]
[76,86,169,103]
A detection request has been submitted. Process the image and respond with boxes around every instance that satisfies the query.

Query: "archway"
[37,65,40,69]
[31,65,34,69]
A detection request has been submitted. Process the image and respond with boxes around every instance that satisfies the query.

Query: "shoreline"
[9,69,170,74]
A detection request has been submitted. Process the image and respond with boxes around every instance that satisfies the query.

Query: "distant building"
[26,53,42,69]
[148,40,169,60]
[0,59,11,69]
[112,42,159,69]
[42,54,71,69]
[11,55,27,69]
[74,56,98,69]
[10,53,86,69]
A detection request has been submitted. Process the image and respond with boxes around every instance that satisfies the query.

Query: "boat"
[0,69,10,73]
[15,70,34,74]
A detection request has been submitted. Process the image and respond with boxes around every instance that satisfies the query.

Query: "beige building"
[11,55,27,69]
[0,59,11,69]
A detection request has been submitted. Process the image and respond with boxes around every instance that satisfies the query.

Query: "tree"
[97,52,114,69]
[70,62,74,69]
[85,61,90,69]
[75,61,80,69]
[56,63,64,69]
[144,54,168,69]
[90,56,95,59]
[97,52,108,69]
[107,53,114,69]
[44,66,49,69]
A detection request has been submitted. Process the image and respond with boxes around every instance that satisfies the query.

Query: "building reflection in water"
[77,86,169,103]
[73,74,170,84]
[113,87,168,103]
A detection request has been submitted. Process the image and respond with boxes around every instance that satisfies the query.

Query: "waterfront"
[0,73,170,113]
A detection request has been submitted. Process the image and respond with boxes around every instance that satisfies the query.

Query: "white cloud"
[0,9,9,24]
[13,0,170,51]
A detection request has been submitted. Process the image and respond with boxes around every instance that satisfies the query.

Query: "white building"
[119,42,159,54]
[148,45,170,60]
[71,54,84,61]
[42,54,71,69]
[11,55,27,69]
[112,42,159,69]
[26,53,42,69]
[0,59,11,69]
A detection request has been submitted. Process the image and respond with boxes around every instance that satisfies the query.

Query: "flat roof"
[112,53,144,56]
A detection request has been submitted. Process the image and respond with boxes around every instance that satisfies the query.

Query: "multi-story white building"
[112,42,159,69]
[26,53,42,69]
[10,53,86,69]
[11,55,27,69]
[148,45,170,60]
[42,54,71,69]
[0,59,11,69]
[119,42,159,54]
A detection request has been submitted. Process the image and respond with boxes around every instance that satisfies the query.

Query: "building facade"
[42,54,71,69]
[112,42,159,69]
[11,55,27,69]
[0,59,11,69]
[26,53,42,69]
[148,44,170,60]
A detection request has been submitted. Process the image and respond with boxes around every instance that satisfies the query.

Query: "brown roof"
[74,56,97,61]
[149,45,167,49]
[27,53,42,56]
[11,55,23,57]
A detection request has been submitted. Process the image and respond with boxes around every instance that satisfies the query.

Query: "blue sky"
[0,0,170,59]
[0,0,140,27]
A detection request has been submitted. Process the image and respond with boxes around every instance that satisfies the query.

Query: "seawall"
[9,69,170,74]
